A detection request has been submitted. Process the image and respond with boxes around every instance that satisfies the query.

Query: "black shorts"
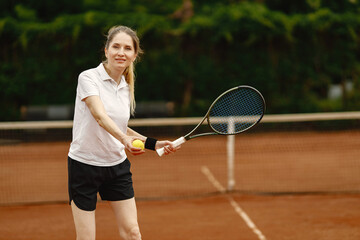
[68,156,134,211]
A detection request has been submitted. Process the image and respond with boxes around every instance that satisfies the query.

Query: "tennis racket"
[156,85,266,156]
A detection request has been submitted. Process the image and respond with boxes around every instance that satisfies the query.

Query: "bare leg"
[110,197,141,240]
[71,201,96,240]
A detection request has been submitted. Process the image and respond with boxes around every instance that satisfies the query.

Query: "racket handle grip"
[156,137,186,157]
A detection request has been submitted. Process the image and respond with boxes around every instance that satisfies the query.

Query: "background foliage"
[1,0,360,120]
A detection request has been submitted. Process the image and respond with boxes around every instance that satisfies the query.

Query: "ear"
[104,48,108,58]
[133,53,138,62]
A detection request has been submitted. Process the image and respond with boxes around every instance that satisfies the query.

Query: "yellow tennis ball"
[132,140,144,150]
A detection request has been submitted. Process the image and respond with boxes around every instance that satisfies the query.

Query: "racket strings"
[209,88,264,134]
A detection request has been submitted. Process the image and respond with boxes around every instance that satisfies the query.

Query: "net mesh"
[209,87,264,134]
[0,113,360,205]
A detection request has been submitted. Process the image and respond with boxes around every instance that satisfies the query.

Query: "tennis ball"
[132,140,144,150]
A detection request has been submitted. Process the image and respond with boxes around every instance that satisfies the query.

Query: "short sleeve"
[77,72,100,100]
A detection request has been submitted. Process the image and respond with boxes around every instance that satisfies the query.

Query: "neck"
[104,63,124,84]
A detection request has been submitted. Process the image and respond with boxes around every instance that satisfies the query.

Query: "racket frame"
[185,85,265,140]
[156,85,265,156]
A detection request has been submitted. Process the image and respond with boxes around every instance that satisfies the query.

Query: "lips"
[115,58,126,63]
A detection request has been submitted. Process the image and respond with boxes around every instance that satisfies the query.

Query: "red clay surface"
[0,194,359,240]
[0,130,360,239]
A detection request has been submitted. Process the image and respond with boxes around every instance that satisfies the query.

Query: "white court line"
[201,166,267,240]
[201,166,227,193]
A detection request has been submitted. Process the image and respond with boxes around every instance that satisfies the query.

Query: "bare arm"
[85,95,179,155]
[126,127,146,141]
[84,95,144,155]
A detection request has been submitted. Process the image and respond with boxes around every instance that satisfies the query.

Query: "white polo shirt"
[68,63,130,166]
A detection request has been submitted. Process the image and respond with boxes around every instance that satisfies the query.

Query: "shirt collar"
[97,63,128,88]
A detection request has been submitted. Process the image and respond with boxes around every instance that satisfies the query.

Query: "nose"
[117,47,125,56]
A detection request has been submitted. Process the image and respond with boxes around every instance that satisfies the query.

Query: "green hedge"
[1,1,360,120]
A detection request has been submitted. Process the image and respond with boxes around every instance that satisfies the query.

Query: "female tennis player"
[68,25,177,240]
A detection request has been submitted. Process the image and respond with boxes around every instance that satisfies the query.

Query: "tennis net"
[0,112,360,205]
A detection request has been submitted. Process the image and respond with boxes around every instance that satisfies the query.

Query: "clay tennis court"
[1,130,360,239]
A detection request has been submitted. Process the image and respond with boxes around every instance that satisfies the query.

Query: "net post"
[227,118,236,191]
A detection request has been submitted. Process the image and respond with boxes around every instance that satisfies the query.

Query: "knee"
[127,226,141,240]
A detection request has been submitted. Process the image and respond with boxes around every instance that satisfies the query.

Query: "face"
[105,32,137,72]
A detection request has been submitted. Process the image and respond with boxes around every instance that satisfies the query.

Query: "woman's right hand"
[122,136,145,156]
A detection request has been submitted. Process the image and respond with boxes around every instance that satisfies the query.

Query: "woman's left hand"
[155,141,180,155]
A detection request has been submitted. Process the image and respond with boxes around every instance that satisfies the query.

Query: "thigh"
[110,198,140,235]
[99,159,134,202]
[68,157,100,211]
[71,201,96,240]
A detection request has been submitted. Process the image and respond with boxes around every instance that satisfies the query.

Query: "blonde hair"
[104,26,143,116]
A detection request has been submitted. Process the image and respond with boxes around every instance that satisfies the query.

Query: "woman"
[68,25,177,240]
